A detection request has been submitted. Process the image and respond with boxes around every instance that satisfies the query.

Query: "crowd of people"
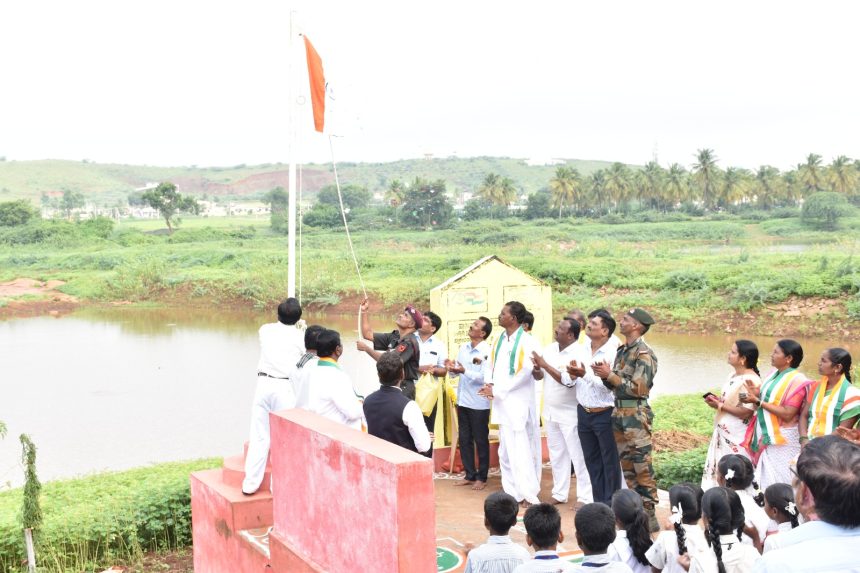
[239,297,860,572]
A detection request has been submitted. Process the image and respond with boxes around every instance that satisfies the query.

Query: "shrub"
[80,216,115,239]
[0,200,39,227]
[662,270,709,291]
[0,459,220,572]
[654,446,708,490]
[802,192,853,230]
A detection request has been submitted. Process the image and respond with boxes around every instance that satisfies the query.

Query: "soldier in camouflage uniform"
[592,308,659,531]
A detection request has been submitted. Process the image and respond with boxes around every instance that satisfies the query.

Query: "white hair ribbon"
[725,468,736,480]
[785,501,797,516]
[670,503,683,525]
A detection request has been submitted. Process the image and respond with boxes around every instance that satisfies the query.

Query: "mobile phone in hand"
[702,392,717,401]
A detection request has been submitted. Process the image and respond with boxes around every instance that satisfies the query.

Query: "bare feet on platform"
[453,480,475,487]
[572,501,586,511]
[519,500,533,509]
[472,481,487,491]
[550,498,566,505]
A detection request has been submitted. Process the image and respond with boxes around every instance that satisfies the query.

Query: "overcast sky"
[1,1,858,171]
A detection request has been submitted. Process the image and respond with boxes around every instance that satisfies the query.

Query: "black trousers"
[457,406,490,482]
[577,405,621,505]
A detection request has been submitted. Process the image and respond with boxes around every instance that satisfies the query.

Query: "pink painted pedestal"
[191,409,435,572]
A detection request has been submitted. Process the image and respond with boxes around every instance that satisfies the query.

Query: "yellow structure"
[430,255,554,363]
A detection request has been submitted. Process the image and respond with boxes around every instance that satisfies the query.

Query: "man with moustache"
[592,308,659,531]
[479,301,543,507]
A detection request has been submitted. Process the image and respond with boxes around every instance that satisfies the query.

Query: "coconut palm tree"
[692,148,720,209]
[549,166,583,218]
[798,153,824,195]
[665,163,689,208]
[386,179,406,223]
[719,167,752,208]
[638,161,666,210]
[753,166,783,209]
[477,173,517,214]
[604,162,633,212]
[587,169,606,214]
[828,155,858,196]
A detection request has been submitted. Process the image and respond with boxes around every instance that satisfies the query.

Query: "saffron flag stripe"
[304,36,325,133]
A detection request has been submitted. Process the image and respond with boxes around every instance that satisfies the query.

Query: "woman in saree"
[740,339,810,490]
[701,340,762,490]
[798,348,860,444]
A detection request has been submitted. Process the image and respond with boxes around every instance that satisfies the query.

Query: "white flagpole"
[287,10,298,298]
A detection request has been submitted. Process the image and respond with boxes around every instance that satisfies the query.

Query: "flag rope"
[298,162,303,304]
[328,135,367,300]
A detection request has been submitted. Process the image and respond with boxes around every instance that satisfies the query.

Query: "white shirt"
[570,337,618,408]
[608,530,651,573]
[293,354,318,409]
[402,398,432,453]
[762,521,793,554]
[305,359,365,430]
[483,327,541,429]
[646,524,708,573]
[257,322,306,378]
[738,491,769,547]
[574,553,633,572]
[513,551,578,572]
[540,341,588,425]
[753,520,860,573]
[464,534,530,573]
[418,334,447,367]
[689,534,760,573]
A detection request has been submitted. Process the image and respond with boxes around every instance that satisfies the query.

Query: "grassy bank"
[2,215,860,335]
[653,394,713,490]
[0,458,220,573]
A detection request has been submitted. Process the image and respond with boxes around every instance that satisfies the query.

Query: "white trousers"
[498,421,542,504]
[242,375,295,494]
[546,419,593,504]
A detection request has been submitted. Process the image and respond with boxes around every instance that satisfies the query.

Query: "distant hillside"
[0,156,623,205]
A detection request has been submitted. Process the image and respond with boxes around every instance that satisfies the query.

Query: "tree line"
[260,150,859,231]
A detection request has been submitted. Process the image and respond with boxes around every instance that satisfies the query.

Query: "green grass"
[0,458,220,573]
[652,394,715,437]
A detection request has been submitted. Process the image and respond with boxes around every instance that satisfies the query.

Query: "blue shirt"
[455,340,491,410]
[753,520,860,573]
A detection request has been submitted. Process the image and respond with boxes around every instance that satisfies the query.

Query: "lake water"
[0,307,841,487]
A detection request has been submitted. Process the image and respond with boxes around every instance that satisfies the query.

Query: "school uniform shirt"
[688,534,760,573]
[608,530,651,573]
[463,534,530,573]
[737,491,769,547]
[646,524,708,573]
[512,550,578,572]
[573,553,633,572]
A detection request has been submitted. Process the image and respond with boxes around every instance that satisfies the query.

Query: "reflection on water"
[0,307,847,486]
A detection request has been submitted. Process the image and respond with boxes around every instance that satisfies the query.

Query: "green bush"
[654,446,708,490]
[0,459,220,572]
[663,270,709,291]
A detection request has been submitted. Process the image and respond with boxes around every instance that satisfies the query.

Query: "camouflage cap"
[626,307,655,326]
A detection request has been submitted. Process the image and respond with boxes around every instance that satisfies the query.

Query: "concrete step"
[191,469,274,532]
[222,454,271,491]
